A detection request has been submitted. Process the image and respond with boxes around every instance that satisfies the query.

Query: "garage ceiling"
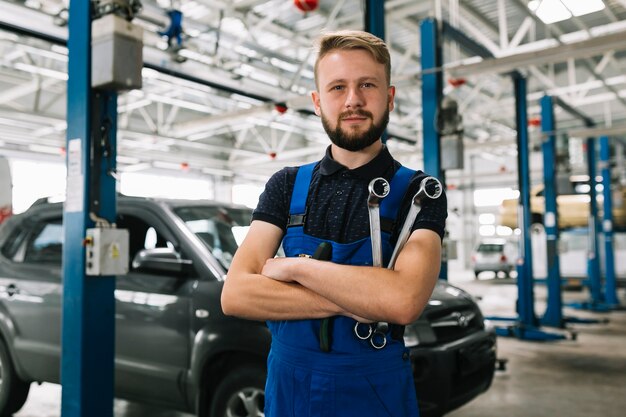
[0,0,625,185]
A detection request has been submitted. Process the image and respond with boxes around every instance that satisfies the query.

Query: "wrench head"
[368,177,390,203]
[415,176,443,202]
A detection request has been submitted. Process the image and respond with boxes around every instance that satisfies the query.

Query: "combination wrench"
[354,177,390,347]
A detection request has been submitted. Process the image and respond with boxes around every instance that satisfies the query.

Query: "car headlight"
[483,319,496,333]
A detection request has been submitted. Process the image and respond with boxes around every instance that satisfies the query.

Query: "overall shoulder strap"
[380,165,415,231]
[287,162,317,227]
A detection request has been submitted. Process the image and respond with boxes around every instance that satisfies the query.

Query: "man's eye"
[331,85,344,91]
[362,83,374,88]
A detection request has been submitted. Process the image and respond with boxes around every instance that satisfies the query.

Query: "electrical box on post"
[85,228,129,276]
[441,135,464,170]
[92,14,143,90]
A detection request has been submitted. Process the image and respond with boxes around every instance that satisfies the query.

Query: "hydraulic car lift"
[539,96,610,326]
[540,98,621,313]
[426,18,570,341]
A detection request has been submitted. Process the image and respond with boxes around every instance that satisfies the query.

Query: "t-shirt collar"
[318,145,393,181]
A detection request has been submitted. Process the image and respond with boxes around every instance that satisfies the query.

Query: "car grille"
[426,307,484,344]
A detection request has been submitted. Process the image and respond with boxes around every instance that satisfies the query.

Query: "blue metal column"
[539,95,564,327]
[513,75,537,329]
[364,0,385,41]
[420,18,447,280]
[600,136,620,306]
[61,2,117,416]
[364,0,387,145]
[586,138,604,306]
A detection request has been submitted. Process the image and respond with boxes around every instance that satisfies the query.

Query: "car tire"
[0,338,31,416]
[209,365,266,417]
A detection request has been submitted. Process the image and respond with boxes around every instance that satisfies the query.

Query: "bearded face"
[321,107,390,152]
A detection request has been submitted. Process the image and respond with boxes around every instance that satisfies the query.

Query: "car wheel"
[209,365,266,417]
[0,338,31,416]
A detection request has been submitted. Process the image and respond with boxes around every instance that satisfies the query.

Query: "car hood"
[422,281,478,315]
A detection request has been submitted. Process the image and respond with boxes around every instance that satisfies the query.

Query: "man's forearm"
[221,272,345,321]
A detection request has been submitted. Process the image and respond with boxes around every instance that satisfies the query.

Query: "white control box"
[85,228,129,276]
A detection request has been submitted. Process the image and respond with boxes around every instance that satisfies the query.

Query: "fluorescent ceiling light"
[561,0,605,17]
[529,0,571,24]
[528,0,605,24]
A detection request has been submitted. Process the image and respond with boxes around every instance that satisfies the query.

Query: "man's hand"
[261,256,302,283]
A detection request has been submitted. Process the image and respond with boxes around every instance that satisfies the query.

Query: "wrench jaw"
[413,176,443,205]
[368,177,390,205]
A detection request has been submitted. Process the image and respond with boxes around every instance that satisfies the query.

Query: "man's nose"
[345,87,364,108]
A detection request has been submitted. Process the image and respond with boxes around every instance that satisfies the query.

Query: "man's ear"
[388,85,396,112]
[311,91,321,116]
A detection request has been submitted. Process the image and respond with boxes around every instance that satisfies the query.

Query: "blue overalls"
[265,162,420,417]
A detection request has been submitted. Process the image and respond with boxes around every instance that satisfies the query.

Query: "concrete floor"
[13,270,626,417]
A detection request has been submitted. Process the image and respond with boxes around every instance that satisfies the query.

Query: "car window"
[476,244,503,253]
[1,224,30,261]
[116,213,177,273]
[173,205,252,270]
[23,219,63,265]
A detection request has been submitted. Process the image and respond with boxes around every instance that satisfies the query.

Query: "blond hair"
[314,30,391,88]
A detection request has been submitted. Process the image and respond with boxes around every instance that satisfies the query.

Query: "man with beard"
[222,30,447,417]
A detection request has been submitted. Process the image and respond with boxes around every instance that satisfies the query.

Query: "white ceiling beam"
[509,17,533,49]
[172,103,275,138]
[576,52,614,99]
[497,0,509,49]
[0,1,67,41]
[447,28,626,78]
[0,77,59,105]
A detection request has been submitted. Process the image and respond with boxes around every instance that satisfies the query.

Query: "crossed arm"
[221,220,442,325]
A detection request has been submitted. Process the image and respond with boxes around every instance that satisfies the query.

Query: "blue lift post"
[599,135,620,307]
[539,95,564,328]
[420,18,447,281]
[61,2,117,416]
[364,0,385,45]
[364,0,387,145]
[567,138,612,312]
[586,138,604,305]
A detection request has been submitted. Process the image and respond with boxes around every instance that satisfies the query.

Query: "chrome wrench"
[367,177,390,268]
[354,177,390,344]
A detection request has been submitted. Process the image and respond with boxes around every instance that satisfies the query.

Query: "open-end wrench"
[369,176,443,349]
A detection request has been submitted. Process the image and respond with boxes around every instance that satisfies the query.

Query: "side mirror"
[132,247,193,275]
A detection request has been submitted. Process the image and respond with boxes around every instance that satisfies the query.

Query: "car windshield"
[172,205,252,270]
[477,244,503,253]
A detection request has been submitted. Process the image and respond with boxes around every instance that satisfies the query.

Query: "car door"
[0,211,64,383]
[114,207,193,408]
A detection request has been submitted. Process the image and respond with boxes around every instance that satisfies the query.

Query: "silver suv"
[0,196,496,417]
[472,239,516,279]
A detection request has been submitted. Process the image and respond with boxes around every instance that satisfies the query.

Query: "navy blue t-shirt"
[253,146,447,245]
